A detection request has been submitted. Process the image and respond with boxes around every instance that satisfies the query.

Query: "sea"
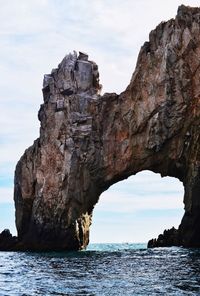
[1,243,200,296]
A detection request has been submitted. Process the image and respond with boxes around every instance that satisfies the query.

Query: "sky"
[0,0,199,243]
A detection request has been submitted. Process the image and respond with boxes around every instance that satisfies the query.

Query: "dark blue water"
[1,243,200,295]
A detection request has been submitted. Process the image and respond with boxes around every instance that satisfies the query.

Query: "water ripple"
[0,244,200,295]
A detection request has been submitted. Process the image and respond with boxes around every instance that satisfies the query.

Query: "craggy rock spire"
[1,5,200,251]
[14,51,102,250]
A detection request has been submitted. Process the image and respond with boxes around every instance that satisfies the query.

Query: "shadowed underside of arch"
[1,5,200,251]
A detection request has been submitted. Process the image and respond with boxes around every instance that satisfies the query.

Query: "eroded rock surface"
[5,5,200,251]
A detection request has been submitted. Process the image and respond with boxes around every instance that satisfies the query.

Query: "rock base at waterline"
[148,227,181,248]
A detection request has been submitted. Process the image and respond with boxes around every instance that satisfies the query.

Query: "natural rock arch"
[3,5,200,251]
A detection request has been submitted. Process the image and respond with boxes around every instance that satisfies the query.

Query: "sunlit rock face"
[12,5,200,251]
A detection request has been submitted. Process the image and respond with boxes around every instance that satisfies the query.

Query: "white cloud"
[97,191,183,213]
[95,172,184,213]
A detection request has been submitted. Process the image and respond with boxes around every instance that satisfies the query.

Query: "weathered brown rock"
[8,5,200,251]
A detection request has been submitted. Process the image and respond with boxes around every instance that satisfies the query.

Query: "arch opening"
[89,170,184,245]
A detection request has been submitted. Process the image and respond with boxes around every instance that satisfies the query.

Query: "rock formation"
[148,227,181,248]
[0,230,18,251]
[1,5,200,251]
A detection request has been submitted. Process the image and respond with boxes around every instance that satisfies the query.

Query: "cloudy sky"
[0,0,198,243]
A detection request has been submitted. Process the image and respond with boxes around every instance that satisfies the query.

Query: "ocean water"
[1,243,200,296]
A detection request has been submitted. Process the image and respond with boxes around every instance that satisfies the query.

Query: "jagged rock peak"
[42,50,101,104]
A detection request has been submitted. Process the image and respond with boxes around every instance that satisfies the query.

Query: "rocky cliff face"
[1,5,200,251]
